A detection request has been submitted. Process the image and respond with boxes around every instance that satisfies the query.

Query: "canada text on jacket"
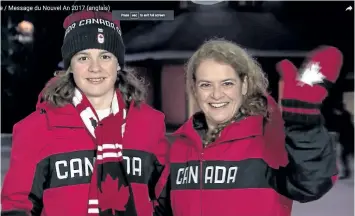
[171,159,271,190]
[35,149,154,189]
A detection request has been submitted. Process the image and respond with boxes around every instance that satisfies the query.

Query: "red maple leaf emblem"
[98,175,130,215]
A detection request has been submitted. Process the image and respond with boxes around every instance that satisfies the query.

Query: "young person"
[1,11,171,216]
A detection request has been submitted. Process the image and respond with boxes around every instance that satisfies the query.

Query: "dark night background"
[1,1,354,133]
[1,2,355,212]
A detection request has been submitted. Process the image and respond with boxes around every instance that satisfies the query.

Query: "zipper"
[177,133,247,216]
[198,139,231,216]
[200,149,204,216]
[175,134,204,216]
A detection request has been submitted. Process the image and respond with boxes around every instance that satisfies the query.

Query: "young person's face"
[70,49,120,99]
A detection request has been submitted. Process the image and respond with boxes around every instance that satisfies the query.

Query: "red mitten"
[277,46,343,124]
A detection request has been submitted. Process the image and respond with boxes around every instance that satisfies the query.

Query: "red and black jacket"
[168,95,337,216]
[1,98,171,216]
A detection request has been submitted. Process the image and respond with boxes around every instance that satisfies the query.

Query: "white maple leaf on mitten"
[297,62,326,87]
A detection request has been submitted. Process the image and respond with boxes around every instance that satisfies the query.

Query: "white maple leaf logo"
[297,62,325,87]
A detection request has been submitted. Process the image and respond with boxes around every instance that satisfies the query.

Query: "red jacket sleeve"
[1,112,48,216]
[148,114,172,216]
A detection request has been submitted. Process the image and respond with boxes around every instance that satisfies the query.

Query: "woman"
[169,39,342,216]
[1,11,170,216]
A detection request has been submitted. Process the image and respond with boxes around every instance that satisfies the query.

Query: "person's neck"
[87,91,115,110]
[206,122,217,134]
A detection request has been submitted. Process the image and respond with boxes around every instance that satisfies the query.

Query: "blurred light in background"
[16,20,34,44]
[191,0,226,5]
[17,20,34,34]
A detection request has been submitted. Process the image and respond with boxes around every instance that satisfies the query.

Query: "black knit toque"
[61,11,125,69]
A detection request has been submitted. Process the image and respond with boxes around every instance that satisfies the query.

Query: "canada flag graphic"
[97,33,104,44]
[98,175,129,215]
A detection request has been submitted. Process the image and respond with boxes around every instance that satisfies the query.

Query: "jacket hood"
[174,111,264,147]
[35,77,85,129]
[173,95,285,153]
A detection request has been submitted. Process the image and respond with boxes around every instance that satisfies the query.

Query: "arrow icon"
[345,6,352,11]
